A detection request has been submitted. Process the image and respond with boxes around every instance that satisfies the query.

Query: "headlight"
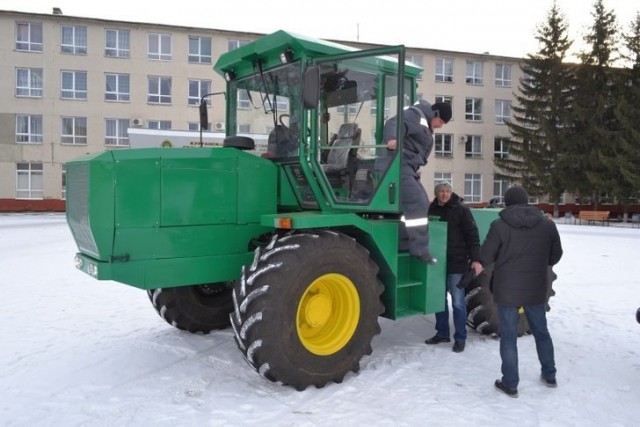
[87,263,98,277]
[74,255,83,269]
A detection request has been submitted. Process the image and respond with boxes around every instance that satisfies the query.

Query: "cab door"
[305,46,418,213]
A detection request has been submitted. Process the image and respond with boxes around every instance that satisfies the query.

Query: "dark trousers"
[497,303,556,390]
[399,169,430,257]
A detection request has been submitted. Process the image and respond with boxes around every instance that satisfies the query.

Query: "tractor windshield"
[227,63,302,158]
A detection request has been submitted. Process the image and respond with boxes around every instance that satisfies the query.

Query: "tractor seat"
[322,123,361,173]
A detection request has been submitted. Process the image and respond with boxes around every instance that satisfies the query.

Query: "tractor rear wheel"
[465,266,556,337]
[147,284,234,333]
[230,230,384,391]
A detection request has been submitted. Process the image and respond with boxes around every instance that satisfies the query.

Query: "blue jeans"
[434,273,467,342]
[497,303,556,390]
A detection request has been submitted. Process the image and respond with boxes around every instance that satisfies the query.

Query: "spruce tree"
[498,1,575,216]
[610,13,640,218]
[569,0,619,209]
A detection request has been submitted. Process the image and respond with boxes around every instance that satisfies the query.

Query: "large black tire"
[230,230,384,391]
[147,284,234,333]
[465,265,556,337]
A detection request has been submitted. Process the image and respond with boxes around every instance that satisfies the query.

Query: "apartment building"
[0,9,522,210]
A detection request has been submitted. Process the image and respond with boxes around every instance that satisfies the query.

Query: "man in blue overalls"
[382,100,452,264]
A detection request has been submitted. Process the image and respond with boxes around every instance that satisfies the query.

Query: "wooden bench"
[578,210,610,226]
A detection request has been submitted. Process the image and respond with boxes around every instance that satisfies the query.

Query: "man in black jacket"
[481,186,563,398]
[425,182,483,352]
[381,100,452,265]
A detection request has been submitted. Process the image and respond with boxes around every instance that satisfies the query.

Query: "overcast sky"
[3,0,639,59]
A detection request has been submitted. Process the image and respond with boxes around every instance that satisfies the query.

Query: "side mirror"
[302,66,320,109]
[199,100,209,130]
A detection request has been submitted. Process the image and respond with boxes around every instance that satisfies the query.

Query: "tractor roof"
[214,30,422,79]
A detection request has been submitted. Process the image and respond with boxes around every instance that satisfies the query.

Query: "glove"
[456,268,477,289]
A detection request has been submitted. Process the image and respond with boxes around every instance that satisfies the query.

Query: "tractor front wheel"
[230,230,384,390]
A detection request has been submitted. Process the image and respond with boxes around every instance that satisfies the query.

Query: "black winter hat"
[504,186,529,206]
[432,102,452,123]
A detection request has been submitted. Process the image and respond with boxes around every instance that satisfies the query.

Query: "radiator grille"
[67,163,99,256]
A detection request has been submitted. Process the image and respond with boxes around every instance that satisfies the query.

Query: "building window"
[466,60,483,85]
[238,124,251,133]
[188,36,212,64]
[148,33,172,60]
[228,39,250,51]
[105,119,130,146]
[188,79,212,105]
[263,95,289,112]
[370,103,390,119]
[188,122,211,131]
[148,76,172,104]
[465,135,483,158]
[435,95,453,105]
[465,97,483,121]
[495,100,511,124]
[237,91,250,109]
[434,172,452,186]
[337,104,358,115]
[464,173,482,202]
[61,70,87,100]
[406,54,424,80]
[105,29,130,58]
[148,120,171,130]
[559,192,569,205]
[61,25,87,54]
[16,115,43,143]
[496,63,512,87]
[16,22,43,52]
[494,137,509,159]
[435,58,454,82]
[61,117,87,145]
[493,178,510,203]
[434,134,453,158]
[16,162,43,199]
[105,73,130,102]
[16,68,43,97]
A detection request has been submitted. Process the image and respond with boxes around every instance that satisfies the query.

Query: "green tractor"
[66,30,500,390]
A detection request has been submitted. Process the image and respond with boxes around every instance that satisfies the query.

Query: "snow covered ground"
[1,213,639,427]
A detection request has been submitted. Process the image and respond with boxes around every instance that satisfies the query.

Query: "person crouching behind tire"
[425,181,483,353]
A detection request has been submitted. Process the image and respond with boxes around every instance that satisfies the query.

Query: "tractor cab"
[213,30,422,214]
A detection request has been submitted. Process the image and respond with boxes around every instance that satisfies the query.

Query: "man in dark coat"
[425,182,483,352]
[481,185,563,398]
[381,100,452,264]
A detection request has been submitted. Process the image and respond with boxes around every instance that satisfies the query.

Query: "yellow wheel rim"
[296,273,360,356]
